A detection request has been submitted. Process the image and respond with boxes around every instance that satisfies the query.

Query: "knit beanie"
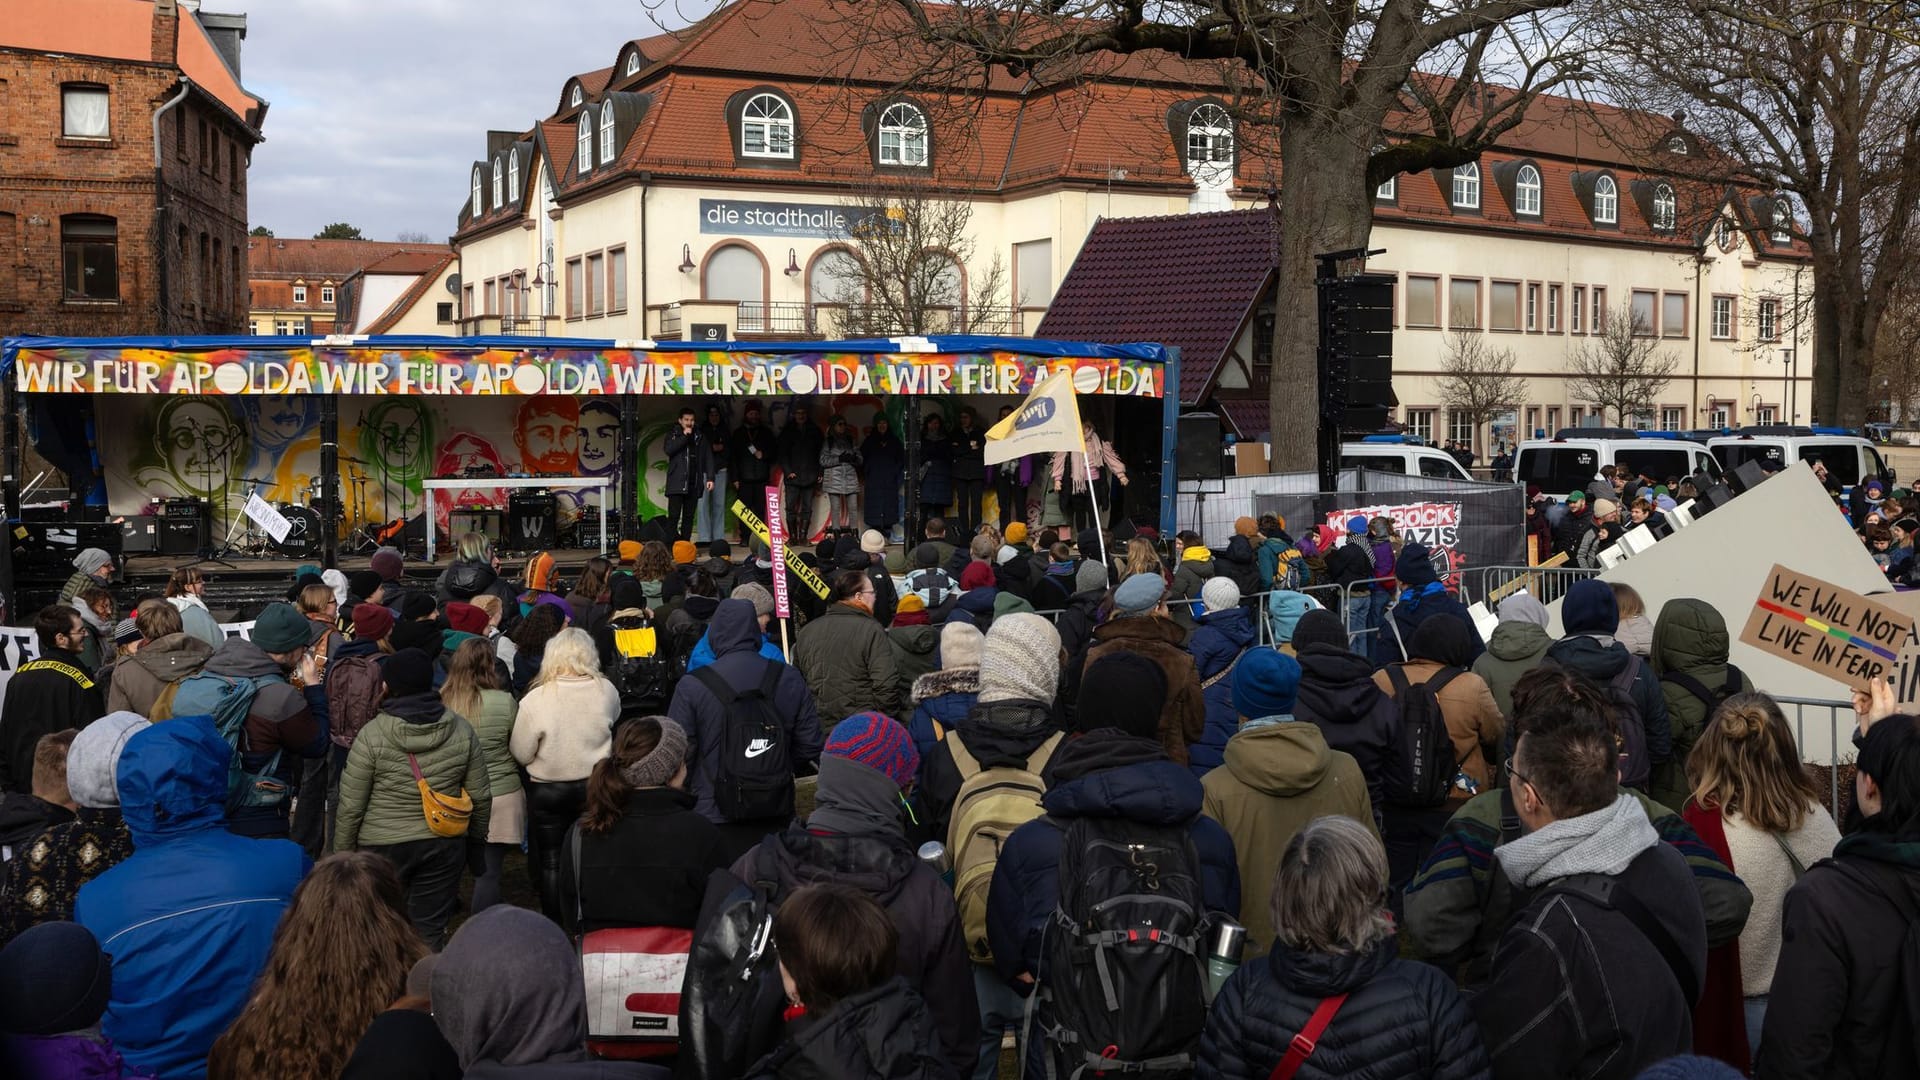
[323,568,351,608]
[619,539,643,563]
[389,621,443,663]
[621,717,689,788]
[349,569,385,601]
[1004,522,1028,544]
[1291,609,1350,653]
[1234,516,1259,538]
[731,582,774,618]
[1592,498,1619,520]
[823,713,920,790]
[960,562,996,591]
[709,538,733,560]
[1346,515,1368,535]
[370,546,405,581]
[895,592,927,615]
[1075,559,1108,595]
[978,613,1061,704]
[1076,528,1103,559]
[1111,572,1166,617]
[72,548,113,576]
[397,591,438,622]
[608,576,645,612]
[65,711,150,809]
[251,602,317,653]
[112,619,141,647]
[1077,652,1168,738]
[912,543,940,569]
[1561,579,1620,635]
[939,621,985,670]
[352,603,395,642]
[444,601,488,636]
[861,529,888,555]
[1233,647,1302,719]
[1395,543,1439,588]
[1566,489,1587,505]
[383,648,435,697]
[672,541,698,565]
[0,921,112,1036]
[1201,576,1241,614]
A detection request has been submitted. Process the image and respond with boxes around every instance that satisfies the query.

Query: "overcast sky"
[241,0,695,243]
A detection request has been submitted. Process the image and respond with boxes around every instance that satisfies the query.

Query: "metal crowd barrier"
[1774,696,1856,820]
[1458,564,1602,608]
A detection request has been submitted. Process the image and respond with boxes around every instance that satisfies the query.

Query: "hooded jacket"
[907,668,979,762]
[1389,587,1486,665]
[1217,535,1265,599]
[887,624,942,701]
[1544,633,1673,770]
[667,600,823,824]
[1293,643,1399,817]
[792,604,903,723]
[334,692,493,850]
[1187,606,1257,777]
[435,557,500,604]
[104,631,213,717]
[1169,551,1216,635]
[0,646,105,792]
[1200,722,1374,955]
[1471,621,1554,723]
[918,699,1062,837]
[744,978,955,1080]
[564,786,731,934]
[1647,600,1753,812]
[1085,617,1206,766]
[1198,935,1491,1080]
[190,636,329,838]
[74,717,308,1080]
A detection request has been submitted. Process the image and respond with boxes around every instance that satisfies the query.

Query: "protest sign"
[0,618,254,699]
[730,500,831,599]
[1738,563,1914,686]
[765,485,791,619]
[1896,645,1920,708]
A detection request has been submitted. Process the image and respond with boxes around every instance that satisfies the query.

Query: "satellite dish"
[445,274,461,294]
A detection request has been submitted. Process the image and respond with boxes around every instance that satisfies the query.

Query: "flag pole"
[1081,438,1107,562]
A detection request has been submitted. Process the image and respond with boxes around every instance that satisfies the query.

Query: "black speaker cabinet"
[160,499,210,555]
[1176,413,1224,480]
[1725,460,1770,495]
[506,492,558,551]
[121,517,160,554]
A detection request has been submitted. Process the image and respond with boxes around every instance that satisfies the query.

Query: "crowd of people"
[0,514,1913,1080]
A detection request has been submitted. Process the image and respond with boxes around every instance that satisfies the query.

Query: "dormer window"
[569,85,583,108]
[491,158,504,208]
[577,110,593,173]
[508,152,520,201]
[1376,175,1396,200]
[625,52,642,76]
[293,284,307,304]
[1452,162,1480,209]
[1665,135,1688,154]
[741,93,794,158]
[1652,182,1676,231]
[1514,164,1541,215]
[878,102,929,166]
[1594,175,1618,225]
[599,104,616,163]
[471,168,482,217]
[1772,199,1792,243]
[1185,104,1233,173]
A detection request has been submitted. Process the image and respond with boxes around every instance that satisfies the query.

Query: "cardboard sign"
[730,500,831,599]
[1895,645,1920,707]
[1739,563,1914,686]
[765,485,791,620]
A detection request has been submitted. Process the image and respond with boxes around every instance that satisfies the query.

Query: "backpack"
[1661,665,1746,714]
[1546,655,1652,790]
[947,729,1063,963]
[1383,665,1463,807]
[691,662,793,822]
[678,873,786,1080]
[1037,815,1213,1078]
[606,610,679,719]
[168,672,284,814]
[1271,543,1308,591]
[326,652,385,751]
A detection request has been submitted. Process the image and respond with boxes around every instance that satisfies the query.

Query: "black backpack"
[677,872,786,1080]
[691,661,793,822]
[1384,665,1463,807]
[1545,655,1652,790]
[607,611,680,720]
[1037,815,1212,1078]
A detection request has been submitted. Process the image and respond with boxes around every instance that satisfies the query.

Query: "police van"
[1513,429,1721,498]
[1339,435,1475,481]
[1707,426,1894,489]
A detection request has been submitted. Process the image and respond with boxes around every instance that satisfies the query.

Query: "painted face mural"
[148,396,248,502]
[431,431,511,530]
[245,394,318,450]
[577,398,620,477]
[516,397,579,475]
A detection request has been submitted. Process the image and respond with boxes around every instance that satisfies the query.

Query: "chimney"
[152,0,179,68]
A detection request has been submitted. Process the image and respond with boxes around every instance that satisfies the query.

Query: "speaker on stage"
[160,499,210,556]
[507,492,557,552]
[1176,413,1224,480]
[121,518,160,554]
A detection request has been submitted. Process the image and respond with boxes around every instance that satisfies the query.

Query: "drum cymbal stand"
[182,427,238,570]
[210,475,276,561]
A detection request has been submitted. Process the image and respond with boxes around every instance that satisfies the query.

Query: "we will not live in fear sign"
[1739,564,1915,686]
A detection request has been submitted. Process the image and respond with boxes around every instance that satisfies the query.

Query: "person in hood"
[747,884,955,1080]
[986,651,1240,1079]
[1757,698,1920,1078]
[0,920,138,1079]
[1544,579,1672,788]
[1188,576,1258,777]
[908,622,983,761]
[1648,599,1754,812]
[1083,573,1206,766]
[75,717,308,1079]
[1169,530,1216,637]
[103,601,198,715]
[434,905,668,1078]
[1197,817,1488,1080]
[0,713,145,944]
[732,714,978,1077]
[1201,648,1374,956]
[919,613,1063,837]
[334,649,491,948]
[0,606,106,793]
[1290,609,1396,823]
[793,570,904,724]
[1472,594,1554,726]
[1265,586,1324,653]
[686,581,782,671]
[667,599,823,857]
[1387,544,1485,665]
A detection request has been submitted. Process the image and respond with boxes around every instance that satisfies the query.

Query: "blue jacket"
[75,716,308,1080]
[905,668,979,762]
[1389,584,1486,665]
[686,627,784,672]
[1187,607,1256,777]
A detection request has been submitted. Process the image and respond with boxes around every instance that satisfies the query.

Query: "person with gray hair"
[1198,816,1490,1080]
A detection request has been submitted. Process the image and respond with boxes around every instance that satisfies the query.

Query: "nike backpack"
[690,661,793,822]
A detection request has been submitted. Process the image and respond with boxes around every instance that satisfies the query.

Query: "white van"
[1708,426,1893,489]
[1514,429,1721,498]
[1339,437,1474,481]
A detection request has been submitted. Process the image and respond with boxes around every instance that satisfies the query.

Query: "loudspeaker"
[121,518,160,554]
[507,493,557,551]
[159,500,210,555]
[1176,413,1224,480]
[1319,273,1398,436]
[12,522,125,572]
[1725,460,1770,495]
[1691,473,1736,516]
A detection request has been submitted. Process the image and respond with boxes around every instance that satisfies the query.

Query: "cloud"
[241,0,678,242]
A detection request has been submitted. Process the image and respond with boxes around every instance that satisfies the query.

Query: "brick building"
[245,238,447,335]
[0,0,266,338]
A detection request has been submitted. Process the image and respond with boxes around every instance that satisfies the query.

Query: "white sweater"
[509,674,619,782]
[1724,803,1841,995]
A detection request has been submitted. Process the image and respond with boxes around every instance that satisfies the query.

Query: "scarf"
[1497,792,1660,888]
[1181,546,1211,564]
[1398,580,1447,612]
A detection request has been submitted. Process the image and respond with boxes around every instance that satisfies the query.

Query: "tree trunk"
[1267,119,1377,472]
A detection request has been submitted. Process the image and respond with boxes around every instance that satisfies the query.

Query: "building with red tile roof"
[245,238,448,335]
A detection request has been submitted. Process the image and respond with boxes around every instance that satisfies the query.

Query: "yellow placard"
[731,501,831,599]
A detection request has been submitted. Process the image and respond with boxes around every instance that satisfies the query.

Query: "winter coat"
[186,637,329,838]
[0,647,105,792]
[1554,508,1600,568]
[918,433,953,506]
[1389,587,1485,665]
[465,688,522,799]
[667,602,823,824]
[168,595,225,649]
[1254,534,1295,589]
[947,422,986,485]
[1544,634,1673,773]
[1471,622,1553,723]
[792,603,902,724]
[776,421,825,488]
[1293,643,1399,817]
[1758,832,1920,1079]
[335,692,492,850]
[0,806,134,946]
[1170,553,1216,635]
[907,668,979,762]
[1324,539,1375,590]
[859,433,906,531]
[104,631,213,717]
[732,421,777,484]
[744,978,955,1080]
[1187,607,1257,777]
[819,431,863,496]
[664,426,715,497]
[435,558,501,604]
[1200,722,1375,955]
[917,699,1062,837]
[1372,660,1505,799]
[1198,936,1491,1080]
[511,675,620,783]
[562,786,731,934]
[1647,599,1753,812]
[1473,843,1706,1080]
[887,624,942,702]
[734,822,978,1077]
[75,716,308,1080]
[1085,617,1206,765]
[1218,536,1264,599]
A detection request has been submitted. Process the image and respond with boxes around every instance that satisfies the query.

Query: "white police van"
[1339,435,1474,481]
[1708,426,1893,489]
[1513,429,1721,499]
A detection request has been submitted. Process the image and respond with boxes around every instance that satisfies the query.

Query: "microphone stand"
[185,424,237,569]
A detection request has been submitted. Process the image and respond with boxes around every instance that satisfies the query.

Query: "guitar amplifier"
[121,517,160,554]
[160,499,210,555]
[506,492,557,552]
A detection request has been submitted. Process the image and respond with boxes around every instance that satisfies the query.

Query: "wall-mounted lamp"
[679,244,696,274]
[784,247,802,277]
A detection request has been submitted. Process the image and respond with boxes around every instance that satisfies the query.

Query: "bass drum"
[274,504,323,559]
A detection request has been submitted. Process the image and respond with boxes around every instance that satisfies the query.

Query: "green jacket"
[792,603,901,726]
[464,688,521,798]
[1471,621,1553,723]
[334,694,492,851]
[888,624,940,702]
[1648,598,1753,811]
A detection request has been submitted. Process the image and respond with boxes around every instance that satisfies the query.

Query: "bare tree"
[1435,333,1527,444]
[394,230,439,244]
[1566,305,1682,426]
[816,181,1009,337]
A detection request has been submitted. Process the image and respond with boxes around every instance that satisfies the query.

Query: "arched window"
[808,248,862,305]
[599,104,616,163]
[470,168,482,217]
[491,158,503,208]
[625,52,642,76]
[703,244,765,302]
[1665,135,1688,154]
[569,85,583,108]
[576,110,593,173]
[1772,199,1792,242]
[878,103,929,166]
[1452,162,1480,209]
[741,93,794,158]
[1652,183,1676,231]
[508,152,520,201]
[1514,164,1542,215]
[1186,103,1234,171]
[1594,175,1618,224]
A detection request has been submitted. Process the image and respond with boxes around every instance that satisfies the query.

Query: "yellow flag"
[984,369,1085,466]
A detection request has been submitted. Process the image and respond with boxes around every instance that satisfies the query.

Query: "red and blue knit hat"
[823,712,920,790]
